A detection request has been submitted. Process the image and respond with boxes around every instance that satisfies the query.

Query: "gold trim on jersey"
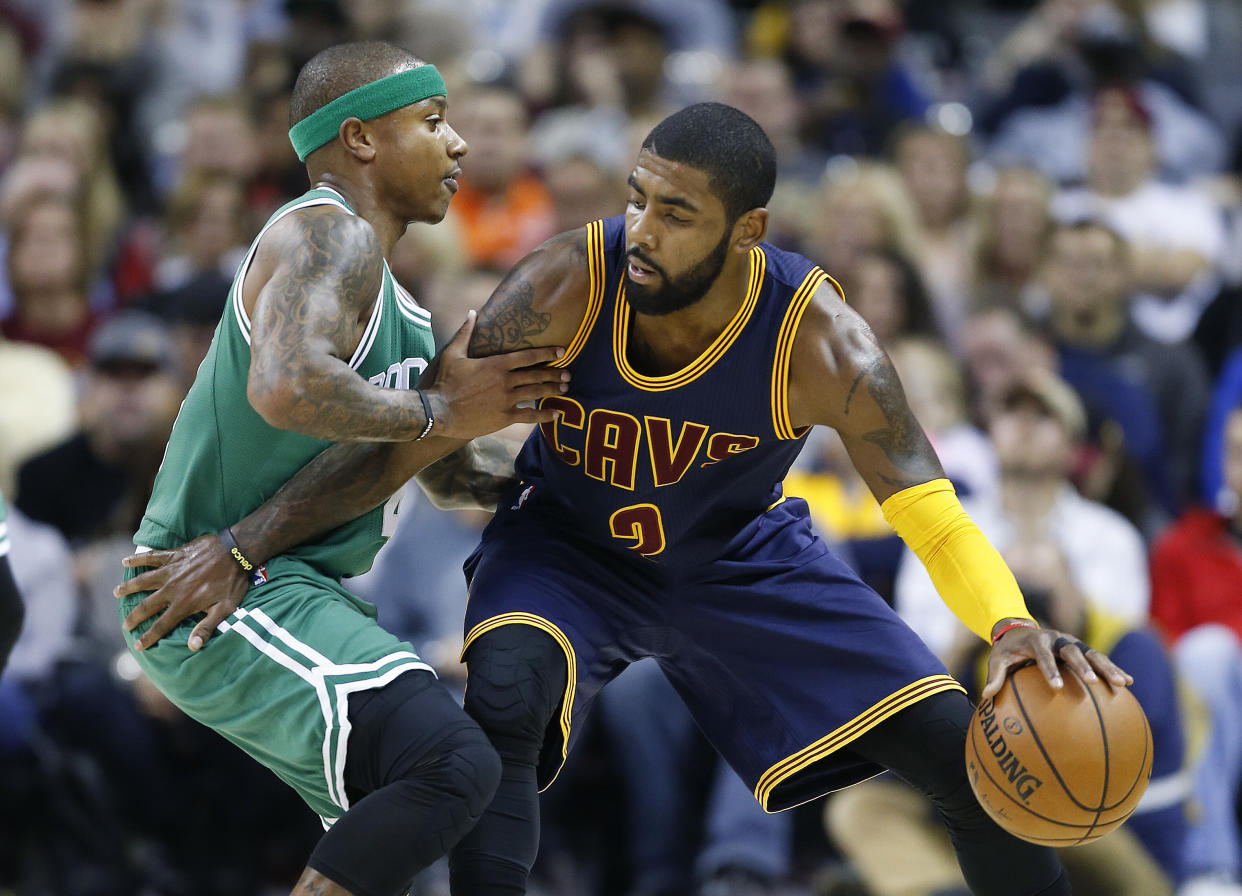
[823,273,846,303]
[460,613,579,791]
[551,220,606,369]
[753,674,964,811]
[770,268,832,440]
[612,246,766,391]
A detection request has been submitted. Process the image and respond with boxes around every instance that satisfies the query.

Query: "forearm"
[230,436,462,562]
[415,433,522,511]
[882,479,1033,642]
[251,357,431,442]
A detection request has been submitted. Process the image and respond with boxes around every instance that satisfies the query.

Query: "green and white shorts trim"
[120,555,432,827]
[218,605,433,826]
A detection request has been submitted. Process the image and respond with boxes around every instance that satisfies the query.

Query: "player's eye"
[426,116,442,129]
[627,196,645,211]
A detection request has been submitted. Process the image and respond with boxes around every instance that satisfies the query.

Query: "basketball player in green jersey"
[117,42,569,896]
[0,492,21,676]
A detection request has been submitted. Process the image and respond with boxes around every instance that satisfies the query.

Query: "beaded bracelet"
[414,389,435,441]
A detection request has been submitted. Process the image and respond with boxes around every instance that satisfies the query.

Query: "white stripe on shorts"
[221,604,434,815]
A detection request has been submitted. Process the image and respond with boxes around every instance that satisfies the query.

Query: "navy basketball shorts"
[461,496,965,812]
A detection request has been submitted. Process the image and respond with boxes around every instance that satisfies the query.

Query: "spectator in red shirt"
[1150,403,1242,895]
[1152,404,1242,644]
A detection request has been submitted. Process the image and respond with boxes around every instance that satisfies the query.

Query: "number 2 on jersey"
[609,503,666,557]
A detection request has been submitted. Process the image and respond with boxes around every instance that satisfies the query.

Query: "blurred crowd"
[2,0,1242,895]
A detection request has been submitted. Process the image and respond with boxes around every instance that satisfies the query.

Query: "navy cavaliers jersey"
[504,215,839,568]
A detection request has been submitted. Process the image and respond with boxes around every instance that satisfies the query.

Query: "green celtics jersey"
[135,186,435,579]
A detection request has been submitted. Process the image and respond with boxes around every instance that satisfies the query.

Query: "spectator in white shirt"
[1051,87,1226,342]
[894,369,1149,669]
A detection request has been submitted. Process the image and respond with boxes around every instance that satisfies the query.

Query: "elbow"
[247,374,304,432]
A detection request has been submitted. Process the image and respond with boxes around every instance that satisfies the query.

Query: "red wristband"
[991,619,1038,645]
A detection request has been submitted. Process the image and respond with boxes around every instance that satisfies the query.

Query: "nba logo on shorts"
[511,485,534,511]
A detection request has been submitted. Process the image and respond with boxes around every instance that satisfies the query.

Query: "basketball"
[965,661,1152,846]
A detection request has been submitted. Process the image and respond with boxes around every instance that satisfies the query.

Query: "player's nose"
[447,124,467,159]
[628,210,655,252]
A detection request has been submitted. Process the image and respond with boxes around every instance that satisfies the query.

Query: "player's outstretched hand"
[981,623,1133,701]
[115,533,248,652]
[422,311,569,440]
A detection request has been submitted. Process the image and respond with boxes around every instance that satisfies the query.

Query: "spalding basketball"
[965,661,1152,846]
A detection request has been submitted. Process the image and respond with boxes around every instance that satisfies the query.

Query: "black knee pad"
[852,689,983,823]
[897,692,991,830]
[426,721,503,820]
[462,625,567,766]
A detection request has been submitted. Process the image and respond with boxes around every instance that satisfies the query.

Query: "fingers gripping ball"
[965,662,1152,846]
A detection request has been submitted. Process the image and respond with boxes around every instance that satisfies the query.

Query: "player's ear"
[732,208,768,252]
[340,117,377,162]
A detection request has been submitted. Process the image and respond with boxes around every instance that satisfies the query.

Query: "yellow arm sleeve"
[881,478,1033,642]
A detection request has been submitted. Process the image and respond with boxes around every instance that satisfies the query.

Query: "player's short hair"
[640,103,777,221]
[289,41,426,129]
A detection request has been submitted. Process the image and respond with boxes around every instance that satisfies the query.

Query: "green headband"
[288,65,447,162]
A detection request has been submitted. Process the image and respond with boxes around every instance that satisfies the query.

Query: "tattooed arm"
[469,227,591,356]
[244,207,429,441]
[118,227,592,648]
[409,228,589,507]
[244,208,573,441]
[788,282,944,503]
[787,283,1130,696]
[414,428,528,511]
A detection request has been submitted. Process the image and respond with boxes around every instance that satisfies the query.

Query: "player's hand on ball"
[981,622,1133,701]
[115,533,249,652]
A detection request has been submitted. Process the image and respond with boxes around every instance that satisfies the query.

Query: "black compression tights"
[449,625,568,896]
[445,629,1069,896]
[847,690,1070,896]
[307,670,501,896]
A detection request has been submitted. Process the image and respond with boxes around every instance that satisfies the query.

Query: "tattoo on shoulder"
[291,213,383,316]
[857,357,939,489]
[246,211,427,440]
[256,215,380,358]
[471,229,587,357]
[472,275,549,355]
[843,367,867,416]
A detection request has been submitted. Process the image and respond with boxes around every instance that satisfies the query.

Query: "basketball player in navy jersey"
[120,103,1130,896]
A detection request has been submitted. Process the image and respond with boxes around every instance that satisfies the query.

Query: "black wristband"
[217,527,256,573]
[414,389,435,441]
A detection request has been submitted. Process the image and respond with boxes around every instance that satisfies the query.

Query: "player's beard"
[625,226,732,316]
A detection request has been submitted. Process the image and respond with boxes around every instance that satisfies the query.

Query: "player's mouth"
[443,168,462,193]
[626,252,660,283]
